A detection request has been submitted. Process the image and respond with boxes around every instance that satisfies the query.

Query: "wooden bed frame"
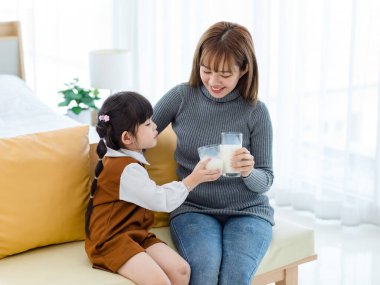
[0,21,25,79]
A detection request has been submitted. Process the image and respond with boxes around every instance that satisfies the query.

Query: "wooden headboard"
[0,21,25,80]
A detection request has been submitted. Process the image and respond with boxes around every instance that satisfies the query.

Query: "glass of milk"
[220,132,243,177]
[197,144,223,171]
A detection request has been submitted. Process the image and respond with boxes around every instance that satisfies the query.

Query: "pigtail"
[84,91,153,239]
[85,139,107,238]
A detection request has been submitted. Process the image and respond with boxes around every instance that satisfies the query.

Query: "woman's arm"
[243,102,274,193]
[152,84,183,133]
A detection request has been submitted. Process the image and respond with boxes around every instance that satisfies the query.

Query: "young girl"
[84,91,221,285]
[153,21,274,285]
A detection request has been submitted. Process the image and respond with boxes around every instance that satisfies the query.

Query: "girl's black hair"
[85,91,153,238]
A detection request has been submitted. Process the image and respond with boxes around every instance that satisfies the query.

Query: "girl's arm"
[119,163,188,212]
[119,160,220,212]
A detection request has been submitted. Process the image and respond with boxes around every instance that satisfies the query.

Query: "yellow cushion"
[145,125,178,227]
[0,126,90,259]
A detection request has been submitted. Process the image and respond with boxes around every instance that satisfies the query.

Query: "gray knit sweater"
[153,83,274,225]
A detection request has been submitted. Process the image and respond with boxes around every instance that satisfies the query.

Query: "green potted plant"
[58,78,100,124]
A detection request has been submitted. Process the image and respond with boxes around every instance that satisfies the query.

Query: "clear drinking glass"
[197,144,223,171]
[220,132,243,177]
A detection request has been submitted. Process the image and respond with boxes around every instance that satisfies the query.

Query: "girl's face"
[200,59,246,99]
[126,118,158,151]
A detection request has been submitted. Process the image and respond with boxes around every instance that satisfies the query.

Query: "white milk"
[220,144,241,176]
[205,157,223,171]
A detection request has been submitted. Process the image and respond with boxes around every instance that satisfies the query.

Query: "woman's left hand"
[231,147,255,177]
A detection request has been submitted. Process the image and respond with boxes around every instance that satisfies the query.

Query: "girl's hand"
[183,158,221,191]
[231,147,255,178]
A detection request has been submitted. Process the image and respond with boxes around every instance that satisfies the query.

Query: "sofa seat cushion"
[0,219,314,284]
[256,218,315,275]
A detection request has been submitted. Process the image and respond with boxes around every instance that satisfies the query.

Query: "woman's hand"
[183,158,221,191]
[231,148,255,177]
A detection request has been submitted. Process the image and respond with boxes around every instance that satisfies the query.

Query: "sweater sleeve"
[152,84,184,133]
[119,163,189,212]
[243,101,274,193]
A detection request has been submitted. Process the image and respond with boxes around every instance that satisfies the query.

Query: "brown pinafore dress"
[85,156,163,273]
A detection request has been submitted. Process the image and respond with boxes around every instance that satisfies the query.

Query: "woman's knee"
[170,213,223,259]
[219,216,272,285]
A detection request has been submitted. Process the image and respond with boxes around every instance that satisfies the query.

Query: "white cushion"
[256,218,315,274]
[0,219,314,285]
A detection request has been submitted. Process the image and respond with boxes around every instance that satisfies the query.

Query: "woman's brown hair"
[189,21,259,105]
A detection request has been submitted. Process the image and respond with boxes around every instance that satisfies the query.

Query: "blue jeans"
[170,213,272,285]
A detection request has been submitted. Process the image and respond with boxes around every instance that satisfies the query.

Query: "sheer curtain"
[1,0,379,226]
[115,0,380,226]
[0,0,113,111]
[269,0,380,226]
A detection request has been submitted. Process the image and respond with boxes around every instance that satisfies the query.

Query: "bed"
[0,21,79,138]
[0,74,80,138]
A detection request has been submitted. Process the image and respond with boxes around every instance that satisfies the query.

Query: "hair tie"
[94,176,98,180]
[99,114,110,122]
[90,195,94,199]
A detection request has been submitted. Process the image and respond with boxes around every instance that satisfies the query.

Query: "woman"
[153,21,274,285]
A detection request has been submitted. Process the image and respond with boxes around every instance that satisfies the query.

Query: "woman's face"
[200,59,246,99]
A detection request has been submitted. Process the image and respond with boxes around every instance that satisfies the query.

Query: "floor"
[272,205,380,285]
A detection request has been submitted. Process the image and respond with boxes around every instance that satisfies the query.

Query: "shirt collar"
[200,85,241,103]
[105,147,150,165]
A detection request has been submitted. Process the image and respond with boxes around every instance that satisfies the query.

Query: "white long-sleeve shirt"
[105,147,189,212]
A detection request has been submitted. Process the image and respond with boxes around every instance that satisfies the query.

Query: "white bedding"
[0,75,79,138]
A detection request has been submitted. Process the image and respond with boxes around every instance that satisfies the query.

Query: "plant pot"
[66,109,98,126]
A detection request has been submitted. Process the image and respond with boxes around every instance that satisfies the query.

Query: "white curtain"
[269,0,380,226]
[1,0,379,226]
[115,0,380,226]
[0,0,114,111]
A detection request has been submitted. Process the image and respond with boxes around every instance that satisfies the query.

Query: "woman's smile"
[210,86,225,93]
